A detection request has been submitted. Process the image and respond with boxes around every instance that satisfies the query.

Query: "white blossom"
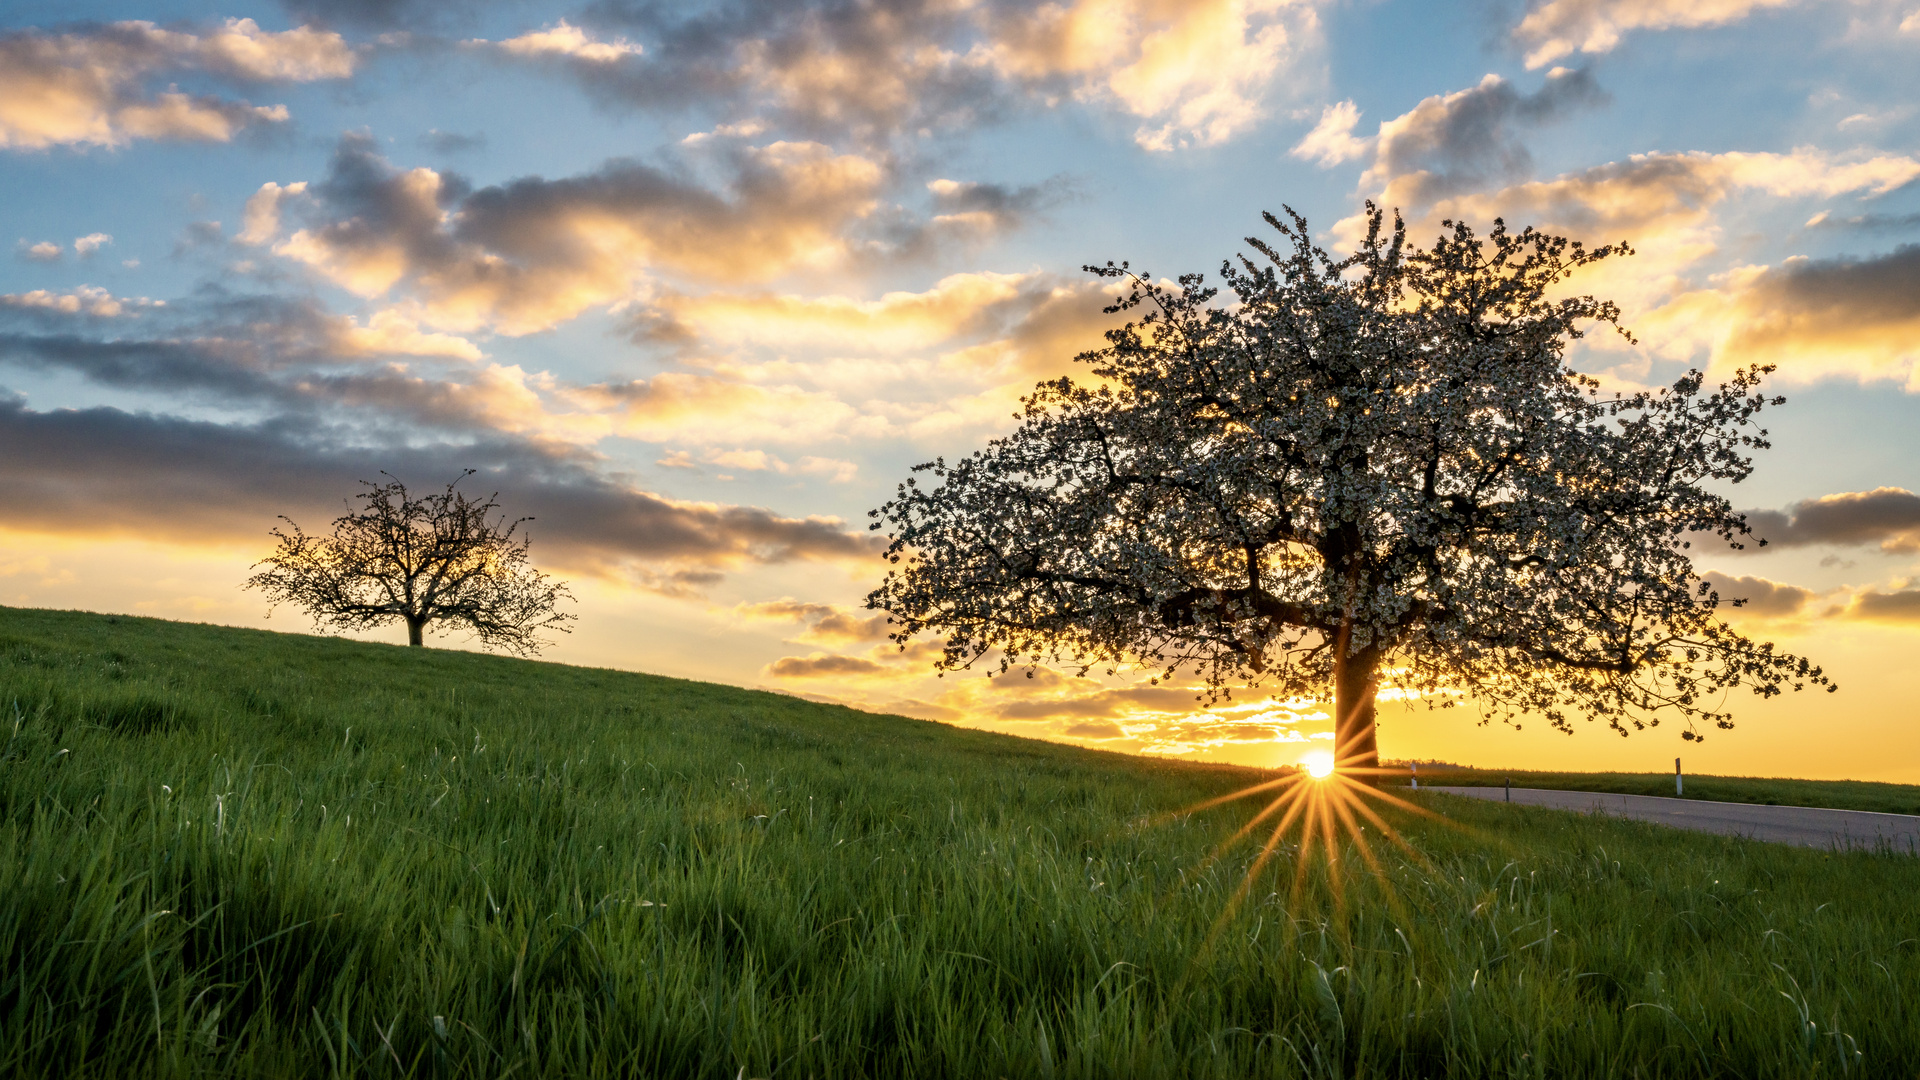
[868,206,1832,775]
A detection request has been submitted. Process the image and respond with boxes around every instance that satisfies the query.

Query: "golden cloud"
[506,0,1322,151]
[564,371,867,446]
[490,21,641,63]
[986,0,1320,151]
[238,181,309,246]
[1699,571,1816,620]
[275,137,892,334]
[1657,245,1920,390]
[654,271,1044,352]
[734,597,892,645]
[1846,588,1920,625]
[1331,140,1920,346]
[0,396,881,596]
[0,19,353,150]
[1,285,159,317]
[1514,0,1799,69]
[1740,488,1920,552]
[764,652,890,678]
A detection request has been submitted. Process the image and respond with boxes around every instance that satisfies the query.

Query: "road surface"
[1426,786,1920,851]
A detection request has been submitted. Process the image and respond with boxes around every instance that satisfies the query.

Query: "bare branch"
[246,473,575,656]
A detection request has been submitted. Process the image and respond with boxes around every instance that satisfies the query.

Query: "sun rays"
[1171,736,1463,923]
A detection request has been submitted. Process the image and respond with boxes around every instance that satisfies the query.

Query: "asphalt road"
[1426,786,1920,852]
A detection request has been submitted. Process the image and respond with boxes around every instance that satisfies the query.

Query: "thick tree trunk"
[406,615,425,647]
[1333,646,1381,786]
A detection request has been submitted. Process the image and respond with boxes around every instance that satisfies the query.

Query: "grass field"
[1386,765,1920,816]
[3,604,1917,1078]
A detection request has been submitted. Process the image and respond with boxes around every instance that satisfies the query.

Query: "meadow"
[1389,764,1920,816]
[2,604,1915,1078]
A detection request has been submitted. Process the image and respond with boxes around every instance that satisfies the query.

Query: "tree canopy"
[866,206,1832,779]
[248,472,574,655]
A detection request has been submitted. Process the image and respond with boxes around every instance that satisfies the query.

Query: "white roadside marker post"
[1676,757,1683,797]
[1505,777,1511,803]
[1411,762,1418,790]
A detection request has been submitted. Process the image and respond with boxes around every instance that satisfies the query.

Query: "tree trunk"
[1333,646,1381,786]
[406,616,425,647]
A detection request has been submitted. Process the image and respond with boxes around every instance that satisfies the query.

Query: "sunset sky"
[4,0,1920,780]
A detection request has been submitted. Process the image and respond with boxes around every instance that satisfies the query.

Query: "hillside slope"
[2,606,1917,1078]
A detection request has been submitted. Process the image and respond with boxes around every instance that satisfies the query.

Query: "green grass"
[2,604,1917,1078]
[1391,766,1920,816]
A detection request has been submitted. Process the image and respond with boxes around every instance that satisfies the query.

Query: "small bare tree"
[248,472,574,655]
[866,206,1833,781]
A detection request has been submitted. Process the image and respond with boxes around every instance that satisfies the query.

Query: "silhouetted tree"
[866,206,1831,782]
[248,472,574,655]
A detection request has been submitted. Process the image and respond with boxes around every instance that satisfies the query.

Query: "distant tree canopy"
[866,206,1832,781]
[248,472,574,655]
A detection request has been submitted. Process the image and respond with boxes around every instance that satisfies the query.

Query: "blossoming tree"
[865,206,1831,781]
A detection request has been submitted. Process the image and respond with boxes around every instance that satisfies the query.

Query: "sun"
[1301,750,1334,779]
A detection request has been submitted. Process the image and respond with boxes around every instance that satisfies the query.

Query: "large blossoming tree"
[865,206,1831,780]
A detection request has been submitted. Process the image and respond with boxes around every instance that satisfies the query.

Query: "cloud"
[419,129,485,154]
[505,2,998,144]
[565,371,867,447]
[274,135,894,334]
[603,269,1125,449]
[985,0,1321,152]
[1338,143,1920,329]
[488,21,641,63]
[1514,0,1800,68]
[1290,99,1369,166]
[176,221,225,255]
[1847,588,1920,624]
[735,598,892,644]
[277,0,507,31]
[72,232,112,256]
[0,396,877,591]
[924,176,1070,238]
[1805,210,1920,233]
[603,266,1127,452]
[483,0,1321,149]
[1741,488,1920,552]
[650,270,1053,352]
[0,19,353,150]
[1405,145,1919,240]
[1358,69,1608,207]
[1334,69,1916,294]
[0,291,524,436]
[645,270,1119,381]
[697,449,860,482]
[764,652,889,678]
[1,285,157,318]
[18,240,62,262]
[1699,571,1814,617]
[993,683,1203,720]
[941,671,1333,755]
[1700,246,1920,390]
[336,308,483,360]
[735,598,838,622]
[239,181,309,245]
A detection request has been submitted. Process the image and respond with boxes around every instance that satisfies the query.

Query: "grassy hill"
[2,605,1917,1078]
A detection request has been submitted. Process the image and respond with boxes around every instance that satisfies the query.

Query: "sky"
[3,0,1920,781]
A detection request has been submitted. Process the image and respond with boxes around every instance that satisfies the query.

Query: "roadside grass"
[2,604,1916,1078]
[1390,765,1920,815]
